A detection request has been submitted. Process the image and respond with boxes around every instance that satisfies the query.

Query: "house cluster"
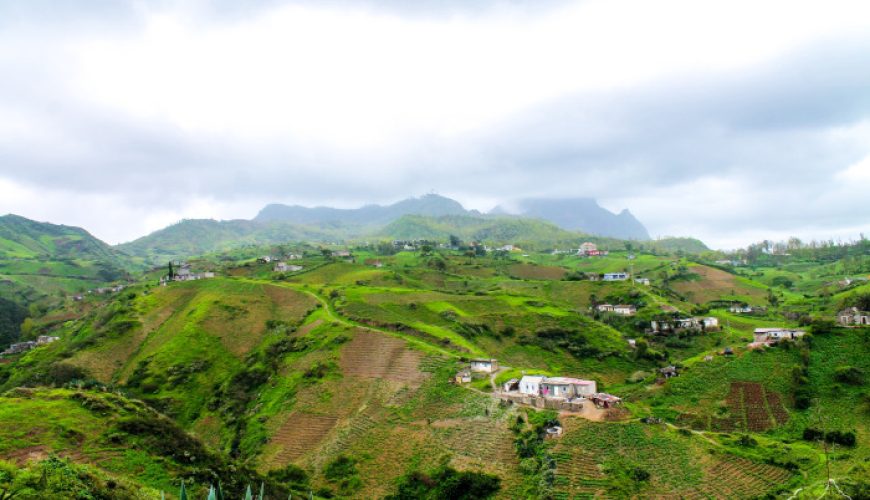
[577,242,609,257]
[1,336,59,357]
[73,284,126,301]
[596,304,637,316]
[837,307,870,326]
[728,304,767,314]
[500,374,622,411]
[649,317,719,334]
[274,262,304,273]
[160,264,215,285]
[603,272,630,281]
[749,327,806,348]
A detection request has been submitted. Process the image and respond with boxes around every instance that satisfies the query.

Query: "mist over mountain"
[492,198,651,240]
[256,194,650,240]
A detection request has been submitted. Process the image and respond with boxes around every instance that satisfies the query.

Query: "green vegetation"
[0,229,868,498]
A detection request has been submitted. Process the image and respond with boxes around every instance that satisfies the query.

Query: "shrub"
[834,366,865,385]
[386,465,500,500]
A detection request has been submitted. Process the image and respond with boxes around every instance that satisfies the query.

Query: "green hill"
[0,215,133,348]
[2,244,868,498]
[378,214,586,245]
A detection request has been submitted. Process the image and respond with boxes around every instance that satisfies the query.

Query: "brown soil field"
[671,265,766,304]
[507,263,567,281]
[267,413,339,467]
[340,330,427,387]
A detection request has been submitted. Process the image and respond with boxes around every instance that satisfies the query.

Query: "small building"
[579,242,597,254]
[333,250,352,258]
[287,254,303,260]
[454,371,471,384]
[541,377,597,399]
[274,262,303,273]
[729,304,753,314]
[36,336,59,345]
[502,378,520,392]
[590,393,622,408]
[753,328,806,345]
[72,294,84,301]
[703,355,714,362]
[470,358,499,373]
[603,272,629,281]
[257,256,273,264]
[613,305,637,316]
[596,304,615,313]
[627,338,637,348]
[722,346,734,356]
[519,375,546,396]
[202,272,215,279]
[634,278,650,286]
[660,366,678,378]
[838,307,870,326]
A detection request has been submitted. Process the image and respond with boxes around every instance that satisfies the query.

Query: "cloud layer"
[1,0,870,248]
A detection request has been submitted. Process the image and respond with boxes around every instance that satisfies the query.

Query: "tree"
[449,235,462,249]
[168,261,174,279]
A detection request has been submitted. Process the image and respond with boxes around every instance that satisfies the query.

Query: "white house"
[613,305,637,316]
[579,242,597,254]
[540,377,598,399]
[702,317,719,329]
[730,304,753,313]
[274,262,303,273]
[36,335,59,345]
[519,375,545,395]
[470,358,499,373]
[838,307,870,326]
[753,328,806,344]
[634,278,650,286]
[603,272,630,281]
[596,304,615,313]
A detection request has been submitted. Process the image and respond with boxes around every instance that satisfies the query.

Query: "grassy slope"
[2,248,868,497]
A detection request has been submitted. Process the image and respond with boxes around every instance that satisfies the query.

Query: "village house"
[660,366,678,378]
[650,317,718,333]
[257,256,273,263]
[333,250,352,258]
[454,370,471,384]
[36,336,59,345]
[586,273,601,281]
[470,358,499,373]
[274,262,303,273]
[752,327,806,345]
[502,378,520,392]
[838,307,870,326]
[603,272,630,281]
[729,304,753,314]
[634,278,650,286]
[613,305,637,316]
[579,242,597,254]
[1,341,36,356]
[538,377,598,399]
[519,375,546,395]
[72,294,84,301]
[596,304,615,313]
[287,254,302,260]
[589,393,622,408]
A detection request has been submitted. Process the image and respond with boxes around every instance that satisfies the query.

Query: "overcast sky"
[1,0,869,249]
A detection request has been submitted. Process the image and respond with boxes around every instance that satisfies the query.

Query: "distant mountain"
[494,198,650,240]
[255,194,469,226]
[121,194,656,263]
[650,237,709,254]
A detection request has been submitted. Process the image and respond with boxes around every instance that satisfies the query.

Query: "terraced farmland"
[340,330,427,386]
[267,413,339,466]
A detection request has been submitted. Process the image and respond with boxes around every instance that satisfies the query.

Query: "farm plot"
[670,265,767,304]
[681,381,788,432]
[696,454,793,499]
[340,330,427,387]
[507,263,567,280]
[266,413,339,467]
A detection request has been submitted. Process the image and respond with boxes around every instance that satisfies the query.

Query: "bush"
[834,366,865,385]
[803,427,857,447]
[386,465,500,500]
